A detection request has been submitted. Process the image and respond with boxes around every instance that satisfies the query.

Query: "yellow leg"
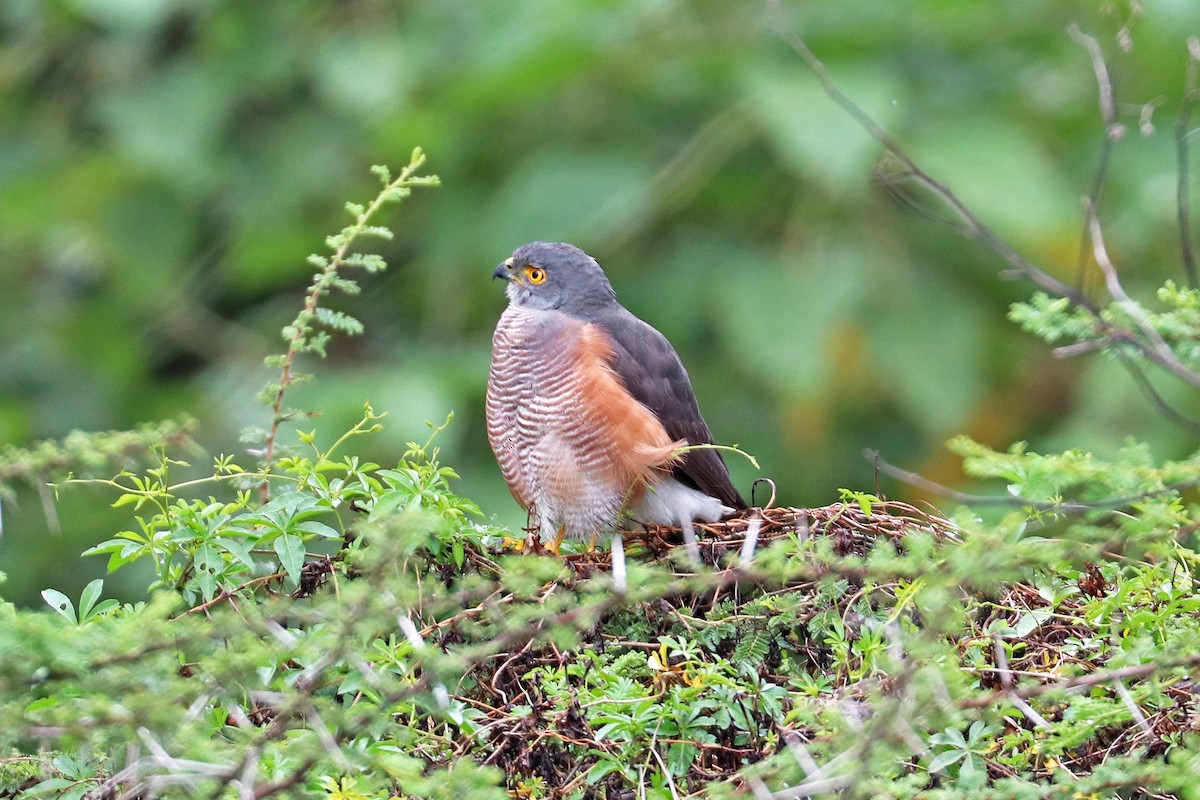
[546,526,567,554]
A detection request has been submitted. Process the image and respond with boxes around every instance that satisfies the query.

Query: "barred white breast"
[486,305,679,543]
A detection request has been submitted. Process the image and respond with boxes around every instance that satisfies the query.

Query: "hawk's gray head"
[492,242,618,316]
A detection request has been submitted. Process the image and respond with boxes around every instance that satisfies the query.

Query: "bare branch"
[768,6,1200,411]
[866,448,1200,513]
[1178,37,1200,287]
[866,449,1017,508]
[1072,135,1113,291]
[993,636,1052,729]
[764,0,1097,313]
[960,652,1200,710]
[1069,24,1126,141]
[1053,338,1111,358]
[1112,678,1153,737]
[1064,27,1200,433]
[1086,204,1200,390]
[1067,24,1121,290]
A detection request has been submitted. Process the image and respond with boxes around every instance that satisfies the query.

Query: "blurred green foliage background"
[1,0,1197,605]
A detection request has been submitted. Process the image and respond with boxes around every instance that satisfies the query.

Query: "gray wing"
[597,306,747,510]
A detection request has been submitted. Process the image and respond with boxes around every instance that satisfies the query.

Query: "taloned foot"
[510,528,566,555]
[500,535,530,552]
[545,526,568,555]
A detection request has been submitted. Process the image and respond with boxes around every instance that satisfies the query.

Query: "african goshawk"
[486,242,746,553]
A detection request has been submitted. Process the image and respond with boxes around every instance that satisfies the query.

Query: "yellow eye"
[525,266,546,285]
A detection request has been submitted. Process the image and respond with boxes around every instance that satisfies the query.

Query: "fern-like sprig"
[257,149,439,500]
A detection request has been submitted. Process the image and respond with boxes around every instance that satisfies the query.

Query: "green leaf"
[295,520,341,540]
[193,543,223,601]
[586,759,627,785]
[274,534,306,583]
[110,492,141,508]
[483,151,651,245]
[79,578,104,619]
[215,537,258,570]
[315,307,364,335]
[928,748,967,772]
[25,696,57,713]
[731,628,770,667]
[41,589,75,624]
[1013,609,1053,638]
[88,599,120,620]
[27,778,76,796]
[667,742,697,775]
[908,116,1080,246]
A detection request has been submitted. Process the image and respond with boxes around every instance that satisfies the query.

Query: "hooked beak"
[492,257,514,281]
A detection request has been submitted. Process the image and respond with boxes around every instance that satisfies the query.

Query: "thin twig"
[1053,337,1110,358]
[647,742,682,800]
[36,480,60,535]
[868,450,1012,507]
[1116,351,1200,435]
